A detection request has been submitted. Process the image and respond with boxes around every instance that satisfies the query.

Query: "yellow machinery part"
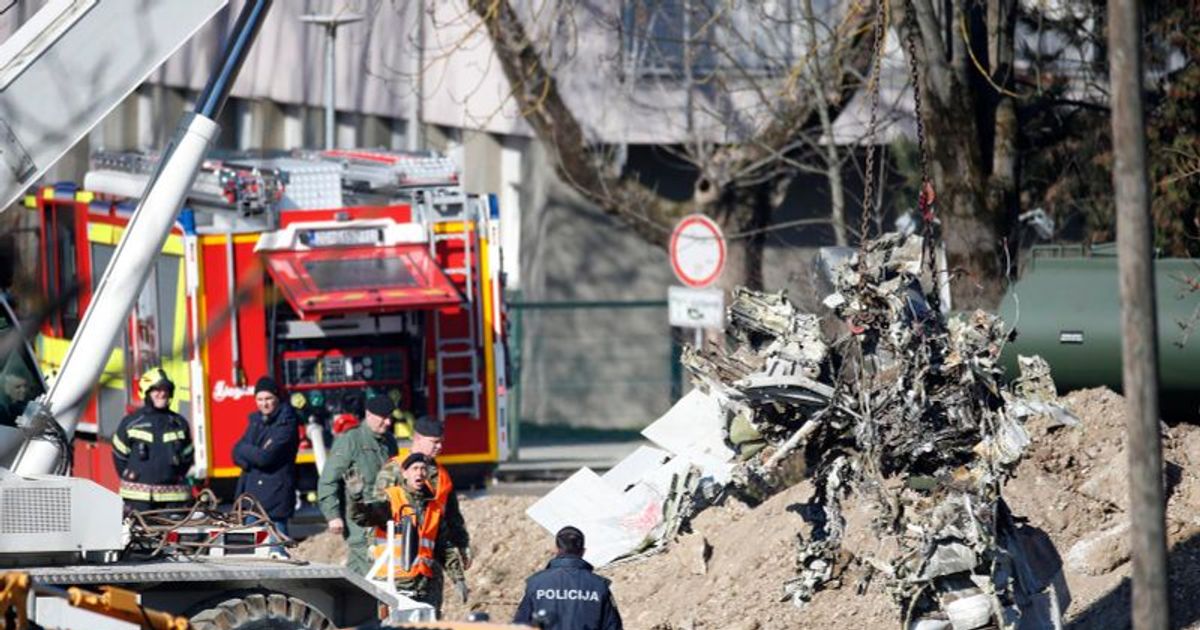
[0,572,31,630]
[1,572,190,630]
[67,585,190,630]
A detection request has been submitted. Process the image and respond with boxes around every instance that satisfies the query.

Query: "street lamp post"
[300,12,364,150]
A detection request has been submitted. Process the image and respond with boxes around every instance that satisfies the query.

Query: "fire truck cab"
[29,149,511,496]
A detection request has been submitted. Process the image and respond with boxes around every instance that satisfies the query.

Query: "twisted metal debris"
[682,233,1067,629]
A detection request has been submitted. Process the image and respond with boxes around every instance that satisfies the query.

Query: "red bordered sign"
[669,214,726,288]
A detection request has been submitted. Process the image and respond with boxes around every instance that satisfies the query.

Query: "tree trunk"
[895,0,1003,307]
[987,0,1019,276]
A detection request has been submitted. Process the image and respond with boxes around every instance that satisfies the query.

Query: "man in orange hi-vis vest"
[351,452,451,613]
[372,417,471,603]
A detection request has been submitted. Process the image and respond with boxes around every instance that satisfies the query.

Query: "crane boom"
[2,0,274,475]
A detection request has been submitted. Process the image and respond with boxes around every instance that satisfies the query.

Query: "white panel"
[641,389,735,482]
[499,140,523,289]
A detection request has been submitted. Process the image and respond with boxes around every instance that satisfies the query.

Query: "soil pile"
[1005,387,1200,628]
[293,530,347,566]
[295,389,1200,628]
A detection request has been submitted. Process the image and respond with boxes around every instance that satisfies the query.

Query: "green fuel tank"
[998,246,1200,397]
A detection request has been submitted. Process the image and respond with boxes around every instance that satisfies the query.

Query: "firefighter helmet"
[139,367,174,398]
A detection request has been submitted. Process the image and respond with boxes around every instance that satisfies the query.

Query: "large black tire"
[190,593,333,630]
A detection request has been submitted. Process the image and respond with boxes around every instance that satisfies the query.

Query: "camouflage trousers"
[398,566,446,614]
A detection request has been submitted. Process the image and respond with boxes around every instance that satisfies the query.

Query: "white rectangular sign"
[668,286,725,329]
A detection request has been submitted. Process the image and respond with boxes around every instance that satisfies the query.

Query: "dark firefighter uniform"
[112,369,193,510]
[514,555,623,630]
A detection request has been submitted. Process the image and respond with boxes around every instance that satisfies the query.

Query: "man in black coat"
[514,526,623,630]
[233,376,300,537]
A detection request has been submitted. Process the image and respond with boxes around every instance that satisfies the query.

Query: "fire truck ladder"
[419,187,483,420]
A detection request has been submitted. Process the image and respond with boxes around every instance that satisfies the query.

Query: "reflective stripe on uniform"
[112,435,130,455]
[162,430,187,442]
[126,429,154,442]
[120,482,190,502]
[119,486,152,500]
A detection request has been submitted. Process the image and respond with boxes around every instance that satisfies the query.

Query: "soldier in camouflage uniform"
[317,395,398,574]
[374,416,471,607]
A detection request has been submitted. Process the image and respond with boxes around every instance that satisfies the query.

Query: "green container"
[998,246,1200,396]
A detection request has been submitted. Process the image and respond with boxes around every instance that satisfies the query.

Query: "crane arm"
[0,0,274,475]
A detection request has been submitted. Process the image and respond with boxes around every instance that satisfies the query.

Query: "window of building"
[622,0,799,79]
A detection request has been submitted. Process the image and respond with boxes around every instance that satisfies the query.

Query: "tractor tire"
[190,593,333,630]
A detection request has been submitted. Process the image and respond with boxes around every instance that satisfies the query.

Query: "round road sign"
[670,214,726,288]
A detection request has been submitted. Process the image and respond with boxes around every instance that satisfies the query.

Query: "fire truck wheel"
[190,593,332,630]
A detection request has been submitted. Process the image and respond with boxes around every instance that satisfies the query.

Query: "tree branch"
[468,0,688,247]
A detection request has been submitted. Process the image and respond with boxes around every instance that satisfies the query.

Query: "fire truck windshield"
[303,257,418,291]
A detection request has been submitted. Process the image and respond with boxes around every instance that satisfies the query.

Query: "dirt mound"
[296,389,1200,628]
[441,484,894,629]
[1005,387,1200,627]
[292,530,347,566]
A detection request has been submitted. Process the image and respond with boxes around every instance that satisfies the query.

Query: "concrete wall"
[514,142,676,430]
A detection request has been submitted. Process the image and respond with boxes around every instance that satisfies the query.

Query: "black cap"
[254,376,280,397]
[401,452,431,470]
[365,395,395,418]
[413,416,444,437]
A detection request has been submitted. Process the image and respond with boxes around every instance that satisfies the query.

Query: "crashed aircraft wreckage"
[529,232,1073,629]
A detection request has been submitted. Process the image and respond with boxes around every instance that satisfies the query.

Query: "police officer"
[514,526,623,630]
[317,394,399,575]
[112,368,194,511]
[373,416,471,602]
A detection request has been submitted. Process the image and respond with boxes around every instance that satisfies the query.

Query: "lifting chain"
[858,0,888,254]
[901,0,942,291]
[903,0,935,226]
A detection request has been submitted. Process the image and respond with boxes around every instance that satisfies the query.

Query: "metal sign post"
[300,13,365,150]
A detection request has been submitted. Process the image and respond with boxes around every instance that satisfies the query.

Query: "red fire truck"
[29,149,511,496]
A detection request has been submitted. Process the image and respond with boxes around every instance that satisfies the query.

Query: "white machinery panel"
[0,475,123,558]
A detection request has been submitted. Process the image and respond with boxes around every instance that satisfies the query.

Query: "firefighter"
[316,394,399,575]
[373,416,471,603]
[352,452,449,614]
[233,376,300,537]
[513,526,624,630]
[111,368,194,511]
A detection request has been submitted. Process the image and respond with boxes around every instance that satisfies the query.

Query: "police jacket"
[513,555,623,630]
[233,403,300,519]
[111,403,193,502]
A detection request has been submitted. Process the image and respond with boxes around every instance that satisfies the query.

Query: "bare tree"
[462,0,872,292]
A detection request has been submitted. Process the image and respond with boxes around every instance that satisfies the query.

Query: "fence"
[508,296,684,451]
